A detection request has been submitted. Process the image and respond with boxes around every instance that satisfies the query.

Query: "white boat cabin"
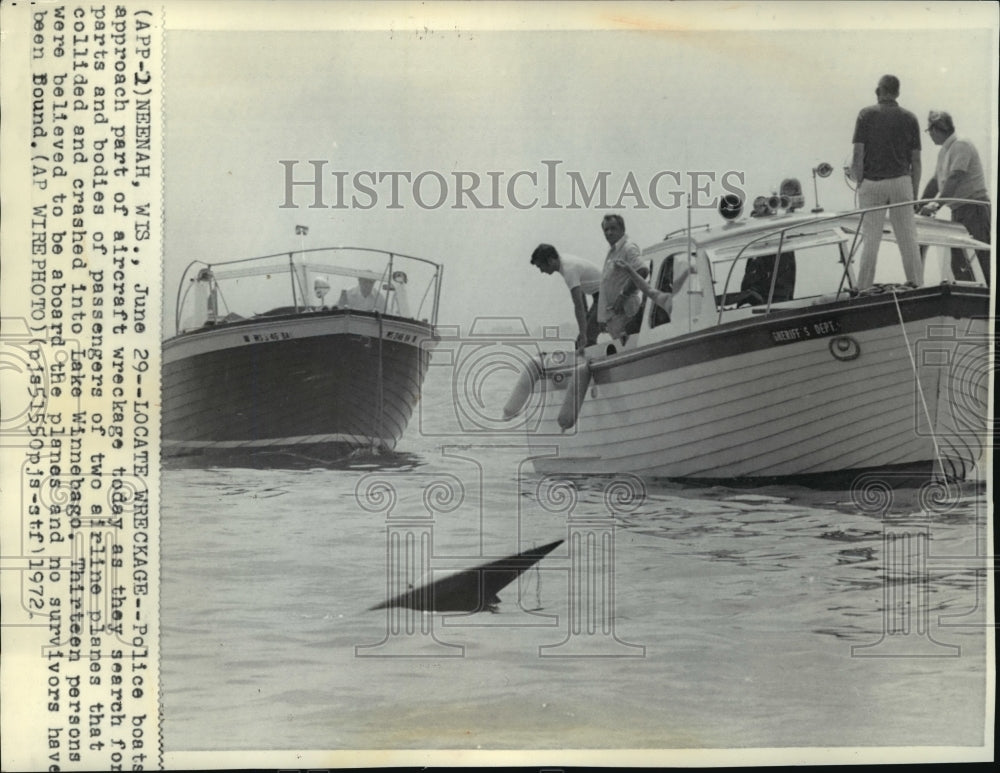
[592,204,990,354]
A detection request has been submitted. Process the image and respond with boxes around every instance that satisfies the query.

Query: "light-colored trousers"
[856,176,923,289]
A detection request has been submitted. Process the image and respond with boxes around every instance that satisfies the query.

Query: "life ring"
[829,336,861,361]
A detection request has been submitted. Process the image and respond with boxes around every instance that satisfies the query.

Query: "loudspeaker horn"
[719,193,743,220]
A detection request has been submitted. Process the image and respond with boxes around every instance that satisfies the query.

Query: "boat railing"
[664,223,711,240]
[174,246,444,334]
[713,197,990,324]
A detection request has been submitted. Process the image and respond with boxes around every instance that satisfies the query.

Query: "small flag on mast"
[295,225,309,235]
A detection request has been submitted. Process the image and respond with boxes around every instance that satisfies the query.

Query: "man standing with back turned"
[851,74,923,290]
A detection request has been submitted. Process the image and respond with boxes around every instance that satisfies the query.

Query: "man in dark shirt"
[851,74,923,289]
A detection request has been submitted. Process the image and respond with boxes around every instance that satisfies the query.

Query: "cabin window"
[714,239,848,307]
[740,251,796,305]
[649,252,702,328]
[650,255,676,328]
[794,242,851,296]
[715,251,796,307]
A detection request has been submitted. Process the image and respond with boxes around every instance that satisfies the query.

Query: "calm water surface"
[161,368,990,751]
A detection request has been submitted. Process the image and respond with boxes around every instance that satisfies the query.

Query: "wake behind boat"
[163,246,443,461]
[506,176,992,485]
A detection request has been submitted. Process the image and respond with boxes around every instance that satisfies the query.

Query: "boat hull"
[162,310,434,458]
[528,286,990,483]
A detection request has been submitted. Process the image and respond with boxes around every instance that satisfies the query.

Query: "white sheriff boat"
[163,247,442,460]
[506,179,992,485]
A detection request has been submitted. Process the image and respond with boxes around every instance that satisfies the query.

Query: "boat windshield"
[707,201,989,319]
[709,228,847,310]
[173,247,443,334]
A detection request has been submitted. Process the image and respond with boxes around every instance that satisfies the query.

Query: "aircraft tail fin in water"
[369,539,564,613]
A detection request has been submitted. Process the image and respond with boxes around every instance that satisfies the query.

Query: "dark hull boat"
[163,247,443,460]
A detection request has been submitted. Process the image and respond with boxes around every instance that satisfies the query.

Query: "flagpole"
[296,224,308,258]
[295,224,309,307]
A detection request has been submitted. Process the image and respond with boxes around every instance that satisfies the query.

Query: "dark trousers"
[950,200,991,284]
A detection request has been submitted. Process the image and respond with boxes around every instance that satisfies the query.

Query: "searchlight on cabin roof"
[725,162,833,221]
[811,162,833,212]
[764,178,805,213]
[719,192,743,221]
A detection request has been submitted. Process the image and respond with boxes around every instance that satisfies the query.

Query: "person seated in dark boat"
[338,276,384,312]
[735,251,796,307]
[313,276,332,308]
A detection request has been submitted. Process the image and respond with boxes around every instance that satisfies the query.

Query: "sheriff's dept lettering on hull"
[770,318,842,344]
[242,331,292,343]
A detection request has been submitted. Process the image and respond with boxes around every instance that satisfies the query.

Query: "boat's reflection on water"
[162,447,426,472]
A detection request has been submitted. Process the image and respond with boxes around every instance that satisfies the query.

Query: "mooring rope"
[890,288,946,477]
[376,309,385,453]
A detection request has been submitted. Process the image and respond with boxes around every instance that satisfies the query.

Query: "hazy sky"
[163,1,997,334]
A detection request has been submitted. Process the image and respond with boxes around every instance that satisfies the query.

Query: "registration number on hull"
[242,331,292,343]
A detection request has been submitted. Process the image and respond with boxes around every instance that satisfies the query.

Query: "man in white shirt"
[530,243,602,352]
[919,110,991,283]
[597,213,647,341]
[340,277,383,312]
